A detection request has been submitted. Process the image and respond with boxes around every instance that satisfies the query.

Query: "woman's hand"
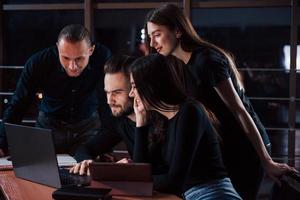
[69,159,93,175]
[116,158,133,163]
[263,159,299,187]
[133,97,147,127]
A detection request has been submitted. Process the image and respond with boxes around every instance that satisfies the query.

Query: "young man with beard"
[71,55,137,174]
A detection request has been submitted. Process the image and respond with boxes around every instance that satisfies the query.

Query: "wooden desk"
[0,171,180,200]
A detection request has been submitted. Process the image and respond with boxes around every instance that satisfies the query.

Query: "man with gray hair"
[0,24,111,157]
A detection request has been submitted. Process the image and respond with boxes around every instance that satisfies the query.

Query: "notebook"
[5,123,91,188]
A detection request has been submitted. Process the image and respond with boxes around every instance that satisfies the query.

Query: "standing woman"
[129,54,241,200]
[144,4,295,199]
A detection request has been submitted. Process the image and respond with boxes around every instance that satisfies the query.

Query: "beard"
[110,101,134,118]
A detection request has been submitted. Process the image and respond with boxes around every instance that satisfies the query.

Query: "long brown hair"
[144,4,243,89]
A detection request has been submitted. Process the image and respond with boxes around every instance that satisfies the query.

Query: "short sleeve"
[205,53,231,87]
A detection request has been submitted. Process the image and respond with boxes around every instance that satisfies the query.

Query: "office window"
[94,9,149,55]
[3,10,83,65]
[268,130,288,160]
[295,10,300,168]
[0,93,39,121]
[1,69,21,92]
[296,12,300,99]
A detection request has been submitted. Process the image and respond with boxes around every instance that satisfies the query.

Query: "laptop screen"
[5,123,62,188]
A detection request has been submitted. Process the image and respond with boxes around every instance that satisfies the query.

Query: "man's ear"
[89,44,95,55]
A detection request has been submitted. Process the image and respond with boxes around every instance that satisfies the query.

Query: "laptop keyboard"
[59,168,91,186]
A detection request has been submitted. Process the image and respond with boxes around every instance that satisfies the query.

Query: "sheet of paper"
[0,156,13,170]
[0,156,12,166]
[0,154,77,167]
[57,154,77,167]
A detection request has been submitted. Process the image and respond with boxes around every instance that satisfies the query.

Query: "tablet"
[89,162,152,182]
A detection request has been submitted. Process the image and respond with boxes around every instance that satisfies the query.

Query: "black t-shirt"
[186,46,270,161]
[133,100,227,195]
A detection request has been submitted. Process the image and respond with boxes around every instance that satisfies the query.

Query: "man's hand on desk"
[0,148,5,157]
[69,159,92,176]
[69,158,133,176]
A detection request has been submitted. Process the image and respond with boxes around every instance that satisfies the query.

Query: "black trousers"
[224,144,271,200]
[36,111,101,155]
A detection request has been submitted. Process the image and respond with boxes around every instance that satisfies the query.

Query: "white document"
[0,154,77,167]
[0,156,12,166]
[57,154,77,167]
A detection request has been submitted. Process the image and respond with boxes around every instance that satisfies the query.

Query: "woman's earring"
[176,30,182,39]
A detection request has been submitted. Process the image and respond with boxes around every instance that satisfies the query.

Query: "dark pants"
[224,144,271,200]
[36,112,101,155]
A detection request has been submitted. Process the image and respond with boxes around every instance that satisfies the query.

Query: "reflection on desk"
[0,171,181,200]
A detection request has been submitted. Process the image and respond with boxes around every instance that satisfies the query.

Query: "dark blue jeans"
[184,178,242,200]
[36,111,101,155]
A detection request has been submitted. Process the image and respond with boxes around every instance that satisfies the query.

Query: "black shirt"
[186,46,270,159]
[133,100,227,195]
[0,44,111,148]
[74,116,136,162]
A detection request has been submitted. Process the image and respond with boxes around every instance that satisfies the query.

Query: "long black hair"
[130,54,187,144]
[130,53,222,144]
[130,53,187,112]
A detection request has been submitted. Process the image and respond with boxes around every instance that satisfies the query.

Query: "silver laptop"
[5,123,90,188]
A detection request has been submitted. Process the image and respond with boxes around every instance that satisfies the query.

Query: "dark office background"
[0,1,299,198]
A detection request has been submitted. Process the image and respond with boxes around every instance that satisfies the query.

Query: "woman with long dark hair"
[129,54,241,199]
[143,4,295,199]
